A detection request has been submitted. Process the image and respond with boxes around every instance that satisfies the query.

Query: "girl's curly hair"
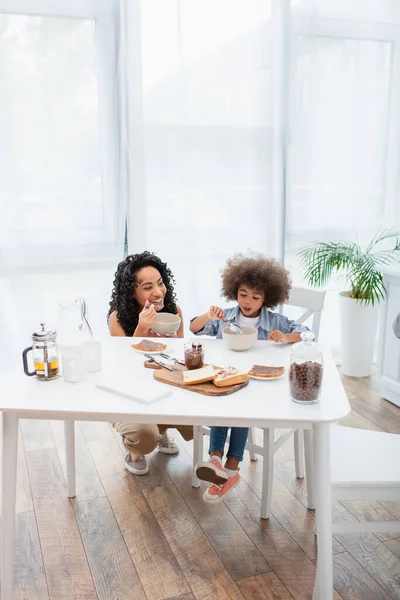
[107,251,178,336]
[221,253,291,308]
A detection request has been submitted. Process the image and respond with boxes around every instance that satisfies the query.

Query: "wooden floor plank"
[74,497,147,600]
[236,571,294,599]
[333,551,392,600]
[9,511,49,600]
[339,407,383,432]
[340,376,400,434]
[144,483,245,600]
[340,499,400,542]
[50,420,106,502]
[88,438,191,600]
[25,447,98,599]
[136,449,174,490]
[167,595,196,600]
[239,457,344,560]
[79,421,114,443]
[163,441,271,581]
[223,481,343,600]
[20,419,54,451]
[335,531,400,599]
[383,536,400,558]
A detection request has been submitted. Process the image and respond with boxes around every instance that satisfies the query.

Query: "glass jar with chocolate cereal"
[289,332,323,404]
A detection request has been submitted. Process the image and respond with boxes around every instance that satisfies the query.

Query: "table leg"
[260,428,274,520]
[312,422,333,600]
[2,411,18,600]
[192,426,203,488]
[304,429,315,509]
[64,420,76,498]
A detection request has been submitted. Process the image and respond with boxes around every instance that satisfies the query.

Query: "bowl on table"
[151,313,181,336]
[222,326,257,351]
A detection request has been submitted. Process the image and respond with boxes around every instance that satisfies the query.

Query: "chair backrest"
[284,286,326,341]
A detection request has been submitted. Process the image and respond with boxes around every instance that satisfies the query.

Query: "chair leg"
[260,428,274,520]
[247,427,258,461]
[192,426,203,488]
[304,429,315,509]
[294,429,305,479]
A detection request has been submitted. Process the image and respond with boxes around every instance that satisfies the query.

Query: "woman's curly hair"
[107,251,178,336]
[221,253,291,308]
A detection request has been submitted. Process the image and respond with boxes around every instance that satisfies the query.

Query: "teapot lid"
[32,323,57,342]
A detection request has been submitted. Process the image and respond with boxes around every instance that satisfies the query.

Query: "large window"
[0,0,122,267]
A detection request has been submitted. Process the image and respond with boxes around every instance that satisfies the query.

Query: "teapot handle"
[22,347,35,376]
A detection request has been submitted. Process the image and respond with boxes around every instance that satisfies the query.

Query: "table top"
[0,338,350,426]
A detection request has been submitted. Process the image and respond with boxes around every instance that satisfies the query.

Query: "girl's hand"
[138,301,157,330]
[268,330,289,343]
[207,305,226,321]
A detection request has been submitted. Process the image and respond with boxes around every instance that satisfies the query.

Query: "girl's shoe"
[203,471,240,503]
[195,457,228,485]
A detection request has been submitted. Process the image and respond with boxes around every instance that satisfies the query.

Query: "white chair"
[329,425,400,534]
[192,286,326,519]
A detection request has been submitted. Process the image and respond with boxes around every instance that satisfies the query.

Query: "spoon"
[219,315,243,336]
[229,323,243,336]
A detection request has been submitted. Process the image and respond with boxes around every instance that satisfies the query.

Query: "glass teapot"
[58,297,93,350]
[22,322,59,380]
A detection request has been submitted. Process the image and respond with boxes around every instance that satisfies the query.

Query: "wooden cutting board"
[153,367,249,396]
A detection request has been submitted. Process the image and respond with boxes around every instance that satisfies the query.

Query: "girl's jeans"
[209,426,249,461]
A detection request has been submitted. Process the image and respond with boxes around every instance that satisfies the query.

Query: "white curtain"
[123,0,286,324]
[0,0,125,372]
[285,0,400,356]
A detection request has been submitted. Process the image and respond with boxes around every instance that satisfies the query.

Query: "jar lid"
[32,323,57,342]
[291,331,321,356]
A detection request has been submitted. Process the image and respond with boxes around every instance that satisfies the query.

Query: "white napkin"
[96,374,172,405]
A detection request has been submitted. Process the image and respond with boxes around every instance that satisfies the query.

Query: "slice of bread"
[213,366,248,388]
[182,365,216,386]
[248,365,285,378]
[131,339,167,352]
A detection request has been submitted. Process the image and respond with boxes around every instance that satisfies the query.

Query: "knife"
[144,354,174,371]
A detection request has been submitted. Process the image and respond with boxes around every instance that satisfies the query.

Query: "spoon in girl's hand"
[229,323,243,336]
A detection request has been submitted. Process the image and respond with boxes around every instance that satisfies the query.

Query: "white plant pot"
[339,291,379,377]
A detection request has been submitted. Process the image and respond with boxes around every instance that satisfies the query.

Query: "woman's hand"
[268,330,289,343]
[207,306,226,321]
[138,301,157,331]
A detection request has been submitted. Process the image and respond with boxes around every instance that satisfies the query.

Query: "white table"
[0,338,350,600]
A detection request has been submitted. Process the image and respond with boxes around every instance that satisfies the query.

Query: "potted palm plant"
[298,228,400,377]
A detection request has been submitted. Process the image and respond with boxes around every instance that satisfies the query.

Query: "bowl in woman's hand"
[151,313,181,335]
[222,325,257,351]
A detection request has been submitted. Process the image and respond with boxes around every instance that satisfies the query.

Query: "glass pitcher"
[22,323,59,380]
[289,331,323,404]
[58,297,93,350]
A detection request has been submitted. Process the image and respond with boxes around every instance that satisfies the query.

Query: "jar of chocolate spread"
[184,342,204,370]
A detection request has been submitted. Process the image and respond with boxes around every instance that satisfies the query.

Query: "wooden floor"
[5,368,400,600]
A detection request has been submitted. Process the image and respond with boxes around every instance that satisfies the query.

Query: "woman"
[108,251,192,475]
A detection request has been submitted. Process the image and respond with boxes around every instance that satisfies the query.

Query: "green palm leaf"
[298,228,400,305]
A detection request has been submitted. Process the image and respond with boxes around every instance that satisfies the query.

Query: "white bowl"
[222,326,257,351]
[151,312,181,335]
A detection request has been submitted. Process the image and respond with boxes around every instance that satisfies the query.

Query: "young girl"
[190,253,309,503]
[108,252,193,476]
